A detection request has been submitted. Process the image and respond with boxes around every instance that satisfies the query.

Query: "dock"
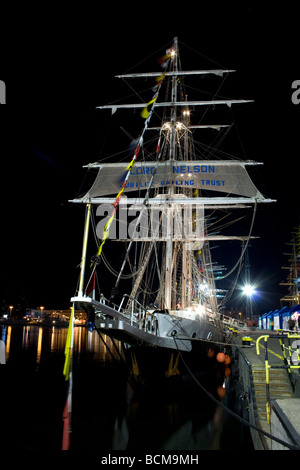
[231,329,300,450]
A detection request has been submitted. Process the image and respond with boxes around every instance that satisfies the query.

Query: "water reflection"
[112,404,225,451]
[161,405,224,450]
[111,373,228,451]
[1,324,122,365]
[2,325,11,360]
[0,324,251,450]
[37,327,43,364]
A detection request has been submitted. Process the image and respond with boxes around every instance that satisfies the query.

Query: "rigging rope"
[113,135,167,291]
[215,200,257,281]
[89,54,172,279]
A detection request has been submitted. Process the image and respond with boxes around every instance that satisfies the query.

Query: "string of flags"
[60,49,174,448]
[90,50,172,272]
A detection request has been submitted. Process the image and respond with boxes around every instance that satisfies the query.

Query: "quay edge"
[232,330,300,450]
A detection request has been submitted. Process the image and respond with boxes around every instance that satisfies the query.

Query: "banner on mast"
[84,161,263,199]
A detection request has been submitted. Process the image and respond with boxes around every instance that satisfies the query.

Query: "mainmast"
[169,37,178,160]
[165,37,178,311]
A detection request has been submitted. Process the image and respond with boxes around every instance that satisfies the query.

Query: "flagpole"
[78,202,92,296]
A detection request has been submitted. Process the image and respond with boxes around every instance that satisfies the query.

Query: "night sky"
[1,5,299,316]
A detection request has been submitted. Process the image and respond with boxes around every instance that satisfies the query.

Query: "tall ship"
[69,38,274,370]
[280,226,300,307]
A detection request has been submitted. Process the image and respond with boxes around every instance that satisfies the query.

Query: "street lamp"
[242,284,256,297]
[40,306,44,320]
[242,284,256,326]
[9,306,13,318]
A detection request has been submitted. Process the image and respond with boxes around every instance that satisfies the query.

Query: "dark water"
[0,325,252,452]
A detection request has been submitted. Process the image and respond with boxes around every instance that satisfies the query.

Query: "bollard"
[242,336,252,346]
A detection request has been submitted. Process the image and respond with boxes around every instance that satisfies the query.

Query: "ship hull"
[71,295,224,349]
[71,295,226,378]
[96,313,223,348]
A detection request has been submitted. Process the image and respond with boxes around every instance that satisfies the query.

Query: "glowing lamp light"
[176,122,184,129]
[242,284,256,297]
[196,304,205,316]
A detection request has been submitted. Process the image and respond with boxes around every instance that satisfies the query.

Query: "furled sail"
[83,160,264,199]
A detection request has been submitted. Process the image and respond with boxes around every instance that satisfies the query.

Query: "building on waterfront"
[24,308,87,324]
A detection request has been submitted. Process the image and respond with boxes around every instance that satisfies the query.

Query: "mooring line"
[173,337,300,450]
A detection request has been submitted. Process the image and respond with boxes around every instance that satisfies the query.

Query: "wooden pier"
[231,329,300,450]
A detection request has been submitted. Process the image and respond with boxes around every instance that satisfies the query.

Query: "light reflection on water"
[0,324,129,450]
[0,324,252,451]
[2,324,122,365]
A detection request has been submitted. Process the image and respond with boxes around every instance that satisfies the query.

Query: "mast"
[169,37,178,161]
[164,37,178,311]
[280,227,300,306]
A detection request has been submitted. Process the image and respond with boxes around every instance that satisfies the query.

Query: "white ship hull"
[71,295,224,353]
